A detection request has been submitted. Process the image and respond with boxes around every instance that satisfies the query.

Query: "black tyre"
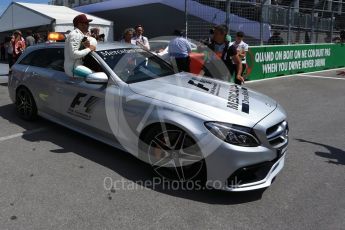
[140,124,206,182]
[15,87,38,121]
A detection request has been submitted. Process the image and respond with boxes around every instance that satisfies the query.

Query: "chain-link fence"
[185,0,345,46]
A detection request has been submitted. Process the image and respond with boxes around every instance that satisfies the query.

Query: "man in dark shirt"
[268,31,285,45]
[204,25,244,84]
[341,30,345,43]
[25,30,35,47]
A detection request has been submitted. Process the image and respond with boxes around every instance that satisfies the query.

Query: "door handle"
[65,80,78,85]
[55,87,63,93]
[65,80,77,85]
[32,72,39,77]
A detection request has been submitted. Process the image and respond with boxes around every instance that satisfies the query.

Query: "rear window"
[20,48,64,72]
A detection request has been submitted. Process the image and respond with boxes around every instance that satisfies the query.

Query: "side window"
[19,49,45,66]
[83,54,104,73]
[19,48,65,72]
[45,49,64,72]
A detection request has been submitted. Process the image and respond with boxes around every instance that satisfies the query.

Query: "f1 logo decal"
[84,96,100,113]
[68,93,101,120]
[70,93,87,109]
[188,80,210,91]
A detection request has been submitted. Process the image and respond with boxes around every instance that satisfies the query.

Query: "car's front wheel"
[140,124,206,182]
[16,87,38,121]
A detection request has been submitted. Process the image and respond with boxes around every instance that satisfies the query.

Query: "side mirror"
[85,72,108,84]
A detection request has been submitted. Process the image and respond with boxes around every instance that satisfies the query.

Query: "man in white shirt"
[132,25,150,50]
[64,14,96,77]
[230,31,249,84]
[168,29,192,72]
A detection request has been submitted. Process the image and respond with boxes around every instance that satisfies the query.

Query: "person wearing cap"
[64,14,96,77]
[132,25,150,50]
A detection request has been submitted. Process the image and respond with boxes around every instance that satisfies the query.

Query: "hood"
[129,73,277,127]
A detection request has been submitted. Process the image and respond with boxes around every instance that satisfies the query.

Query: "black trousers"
[174,57,190,72]
[230,63,247,85]
[8,53,13,68]
[0,51,5,60]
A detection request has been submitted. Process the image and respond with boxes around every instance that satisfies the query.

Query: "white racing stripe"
[246,67,345,84]
[245,74,298,84]
[298,74,345,81]
[0,127,47,142]
[0,75,8,82]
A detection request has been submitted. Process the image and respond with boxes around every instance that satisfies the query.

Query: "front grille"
[266,121,289,149]
[227,156,282,186]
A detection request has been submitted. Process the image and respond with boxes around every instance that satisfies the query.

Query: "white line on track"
[298,74,345,81]
[0,127,48,142]
[246,67,345,84]
[0,75,8,81]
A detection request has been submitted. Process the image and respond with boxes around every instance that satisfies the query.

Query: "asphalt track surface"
[0,63,344,229]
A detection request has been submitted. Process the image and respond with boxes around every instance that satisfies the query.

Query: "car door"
[55,53,119,141]
[19,48,64,116]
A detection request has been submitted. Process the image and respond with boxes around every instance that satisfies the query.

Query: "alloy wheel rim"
[147,130,204,181]
[17,91,33,117]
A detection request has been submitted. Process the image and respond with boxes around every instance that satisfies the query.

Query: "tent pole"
[51,19,56,32]
[11,0,14,31]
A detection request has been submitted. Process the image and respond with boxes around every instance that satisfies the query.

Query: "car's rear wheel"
[141,124,206,182]
[16,87,38,121]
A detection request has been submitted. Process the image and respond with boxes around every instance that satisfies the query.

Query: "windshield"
[149,41,168,52]
[97,48,175,84]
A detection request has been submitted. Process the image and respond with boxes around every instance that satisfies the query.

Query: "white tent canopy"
[76,0,271,41]
[0,2,113,41]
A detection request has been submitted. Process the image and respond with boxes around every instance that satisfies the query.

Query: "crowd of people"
[3,13,345,85]
[0,30,48,73]
[119,25,150,50]
[0,24,105,75]
[117,23,249,84]
[63,15,249,84]
[202,25,248,84]
[3,14,249,85]
[0,30,26,72]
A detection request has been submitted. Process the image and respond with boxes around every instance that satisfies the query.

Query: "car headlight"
[205,122,260,147]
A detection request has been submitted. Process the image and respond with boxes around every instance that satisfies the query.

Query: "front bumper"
[204,143,287,192]
[223,153,285,191]
[201,104,288,191]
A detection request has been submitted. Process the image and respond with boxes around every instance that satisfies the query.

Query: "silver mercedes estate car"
[8,42,288,191]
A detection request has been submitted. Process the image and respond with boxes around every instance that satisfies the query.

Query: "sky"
[0,0,49,15]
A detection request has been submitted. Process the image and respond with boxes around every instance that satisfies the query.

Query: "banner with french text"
[245,44,345,80]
